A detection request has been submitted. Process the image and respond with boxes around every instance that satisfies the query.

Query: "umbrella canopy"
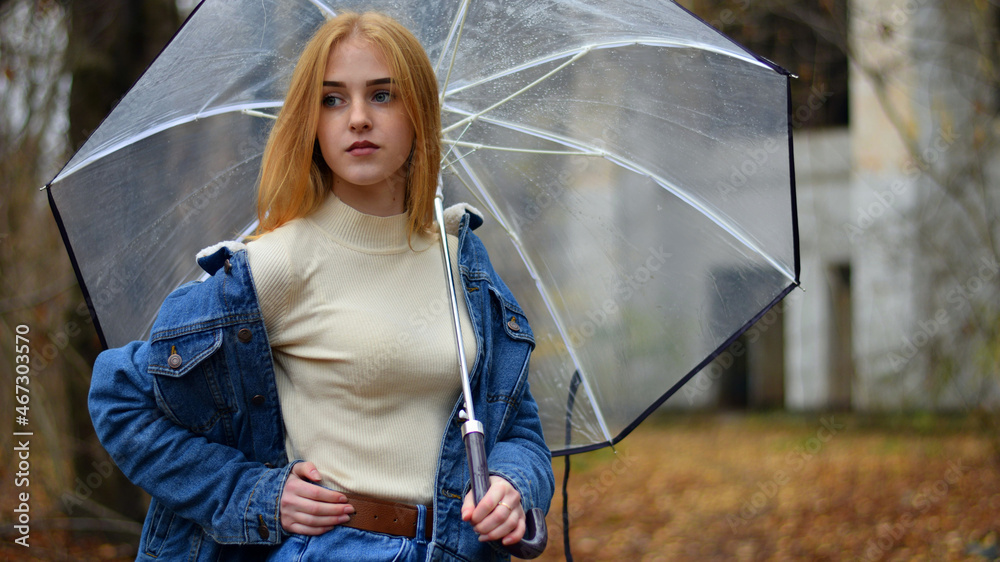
[47,0,798,455]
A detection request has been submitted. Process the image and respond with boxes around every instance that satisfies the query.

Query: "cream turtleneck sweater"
[246,193,476,505]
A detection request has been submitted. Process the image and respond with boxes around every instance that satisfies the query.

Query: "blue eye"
[372,90,391,103]
[322,94,343,108]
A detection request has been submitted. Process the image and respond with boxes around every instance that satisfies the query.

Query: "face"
[317,36,415,213]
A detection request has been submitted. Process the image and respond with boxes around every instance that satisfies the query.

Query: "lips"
[347,140,379,155]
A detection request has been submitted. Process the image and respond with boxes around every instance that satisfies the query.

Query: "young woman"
[89,11,553,562]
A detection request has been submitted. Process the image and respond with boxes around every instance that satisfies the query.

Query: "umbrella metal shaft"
[433,193,479,429]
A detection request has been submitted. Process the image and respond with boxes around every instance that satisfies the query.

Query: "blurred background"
[1,0,997,560]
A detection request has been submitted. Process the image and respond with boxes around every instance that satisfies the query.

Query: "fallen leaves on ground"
[534,412,1000,562]
[2,412,997,561]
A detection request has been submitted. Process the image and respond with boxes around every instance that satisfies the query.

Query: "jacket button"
[507,316,520,331]
[264,462,275,469]
[238,328,252,343]
[167,353,182,369]
[257,515,269,540]
[252,395,265,406]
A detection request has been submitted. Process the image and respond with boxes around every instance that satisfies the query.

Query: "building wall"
[784,128,853,410]
[785,0,1000,411]
[674,0,1000,412]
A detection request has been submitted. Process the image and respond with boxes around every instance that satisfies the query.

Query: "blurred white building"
[683,0,1000,412]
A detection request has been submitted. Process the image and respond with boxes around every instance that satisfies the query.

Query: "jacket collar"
[193,204,483,277]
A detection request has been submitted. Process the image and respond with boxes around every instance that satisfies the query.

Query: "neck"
[332,177,406,217]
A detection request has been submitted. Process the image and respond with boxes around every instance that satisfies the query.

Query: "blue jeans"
[266,505,430,562]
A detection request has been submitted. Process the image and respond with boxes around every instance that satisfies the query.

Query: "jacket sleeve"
[486,368,554,515]
[89,341,293,545]
[458,224,554,516]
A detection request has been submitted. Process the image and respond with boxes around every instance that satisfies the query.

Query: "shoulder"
[442,202,483,235]
[246,221,302,264]
[450,208,529,321]
[245,225,315,334]
[149,243,257,336]
[452,205,494,277]
[246,219,317,283]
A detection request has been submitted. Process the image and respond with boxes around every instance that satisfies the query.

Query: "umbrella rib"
[54,101,284,182]
[445,111,796,281]
[441,46,593,135]
[441,121,474,166]
[442,139,596,157]
[440,36,767,137]
[442,157,617,447]
[434,0,470,72]
[442,37,769,101]
[441,150,476,169]
[305,0,336,16]
[436,0,473,104]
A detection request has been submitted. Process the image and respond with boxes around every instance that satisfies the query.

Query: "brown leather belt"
[341,493,433,540]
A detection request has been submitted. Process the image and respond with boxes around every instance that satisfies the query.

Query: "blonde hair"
[254,12,440,238]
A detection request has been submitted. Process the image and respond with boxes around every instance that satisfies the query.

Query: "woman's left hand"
[461,475,526,546]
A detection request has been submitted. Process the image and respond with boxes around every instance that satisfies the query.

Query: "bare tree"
[848,0,1000,455]
[1,0,179,551]
[684,0,1000,459]
[1,0,83,528]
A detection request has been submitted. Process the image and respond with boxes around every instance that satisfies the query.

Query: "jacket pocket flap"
[148,329,223,377]
[500,304,534,343]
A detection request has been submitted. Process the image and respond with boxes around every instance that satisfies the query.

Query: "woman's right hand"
[279,462,355,535]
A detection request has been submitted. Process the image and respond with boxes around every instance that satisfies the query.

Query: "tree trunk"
[64,0,180,523]
[68,0,180,150]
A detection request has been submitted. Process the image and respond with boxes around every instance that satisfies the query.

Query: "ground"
[2,412,997,561]
[536,412,1000,562]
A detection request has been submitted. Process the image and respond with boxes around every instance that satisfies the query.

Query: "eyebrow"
[322,78,395,87]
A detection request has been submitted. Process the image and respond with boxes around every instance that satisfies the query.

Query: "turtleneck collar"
[309,192,432,254]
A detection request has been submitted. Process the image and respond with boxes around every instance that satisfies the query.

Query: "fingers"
[280,463,355,535]
[292,461,321,482]
[475,497,525,544]
[462,490,475,522]
[289,464,349,504]
[462,476,527,545]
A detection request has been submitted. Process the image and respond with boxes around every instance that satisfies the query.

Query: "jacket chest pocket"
[148,328,234,433]
[483,293,535,427]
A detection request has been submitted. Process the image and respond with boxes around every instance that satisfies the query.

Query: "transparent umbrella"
[47,0,798,459]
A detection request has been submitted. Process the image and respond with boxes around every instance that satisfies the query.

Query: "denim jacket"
[89,209,554,561]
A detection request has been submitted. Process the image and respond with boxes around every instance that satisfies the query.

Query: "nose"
[349,103,372,132]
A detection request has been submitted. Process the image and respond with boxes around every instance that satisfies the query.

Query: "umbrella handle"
[465,426,548,559]
[438,189,546,557]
